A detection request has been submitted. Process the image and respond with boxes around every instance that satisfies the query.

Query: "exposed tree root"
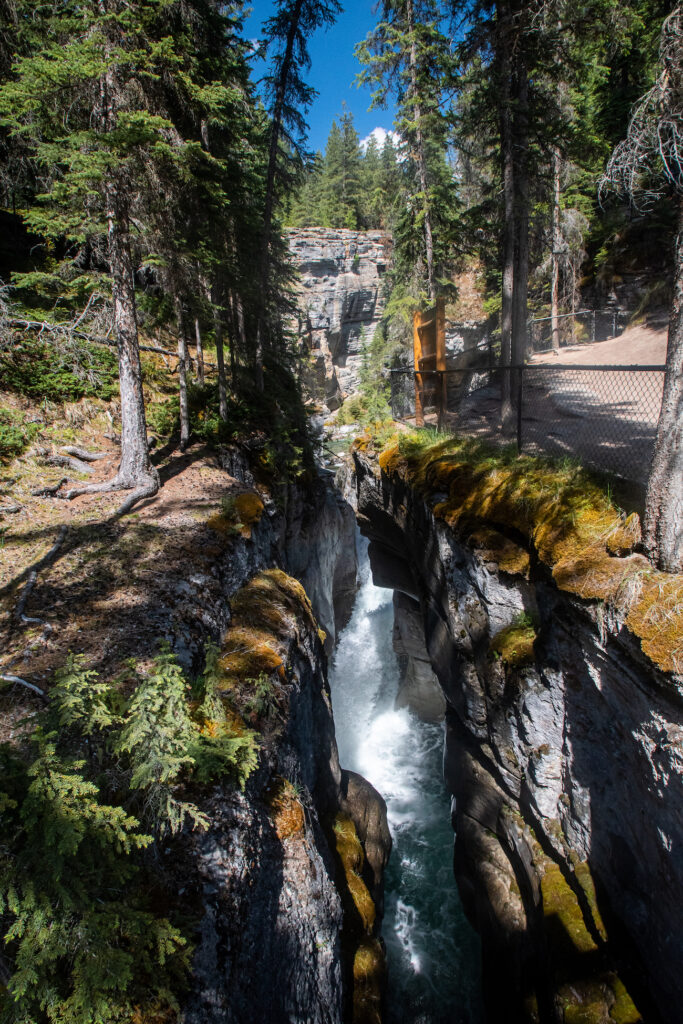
[113,475,161,516]
[44,454,94,475]
[61,446,107,462]
[65,469,160,515]
[31,477,67,497]
[0,674,47,700]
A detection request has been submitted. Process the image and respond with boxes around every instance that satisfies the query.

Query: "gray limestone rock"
[287,228,390,407]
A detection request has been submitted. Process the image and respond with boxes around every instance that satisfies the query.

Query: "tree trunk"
[173,293,190,450]
[644,196,683,572]
[511,58,529,368]
[194,317,205,387]
[498,1,514,431]
[407,0,435,301]
[551,146,561,353]
[211,278,228,420]
[108,193,156,487]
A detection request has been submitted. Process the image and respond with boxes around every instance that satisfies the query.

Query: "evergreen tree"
[255,0,342,389]
[319,110,363,228]
[357,0,456,302]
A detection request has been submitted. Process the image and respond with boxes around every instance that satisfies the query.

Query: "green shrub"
[0,336,118,402]
[0,407,40,461]
[0,646,259,1023]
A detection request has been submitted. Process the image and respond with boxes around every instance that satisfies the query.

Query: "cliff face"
[287,228,390,409]
[354,445,682,1024]
[176,453,389,1023]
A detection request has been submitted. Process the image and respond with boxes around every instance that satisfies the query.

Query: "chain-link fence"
[527,309,631,352]
[389,363,666,486]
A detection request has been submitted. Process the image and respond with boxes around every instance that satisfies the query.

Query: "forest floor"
[0,392,255,735]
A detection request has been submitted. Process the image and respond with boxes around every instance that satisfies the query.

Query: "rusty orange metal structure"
[412,297,447,427]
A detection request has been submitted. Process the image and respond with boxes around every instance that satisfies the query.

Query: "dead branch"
[7,317,218,366]
[0,504,21,514]
[14,571,37,621]
[0,674,47,699]
[61,446,107,462]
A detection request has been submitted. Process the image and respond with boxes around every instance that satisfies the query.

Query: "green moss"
[609,978,642,1023]
[207,490,265,539]
[541,861,598,956]
[212,570,321,724]
[491,620,537,668]
[469,526,530,577]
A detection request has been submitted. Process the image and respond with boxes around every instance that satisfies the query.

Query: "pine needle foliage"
[116,644,207,837]
[0,643,260,1023]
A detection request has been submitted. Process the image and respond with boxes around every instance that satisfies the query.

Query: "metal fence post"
[591,311,596,343]
[612,310,617,338]
[516,367,523,454]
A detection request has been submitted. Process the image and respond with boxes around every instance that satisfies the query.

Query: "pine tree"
[255,0,342,390]
[357,0,455,302]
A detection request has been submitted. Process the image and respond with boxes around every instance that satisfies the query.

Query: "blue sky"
[243,1,398,154]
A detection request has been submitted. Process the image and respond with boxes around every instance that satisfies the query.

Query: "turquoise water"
[328,536,484,1024]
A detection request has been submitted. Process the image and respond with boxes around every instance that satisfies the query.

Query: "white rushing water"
[329,534,483,1024]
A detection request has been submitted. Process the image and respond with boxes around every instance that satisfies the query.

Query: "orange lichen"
[374,431,683,675]
[207,490,264,539]
[268,777,305,842]
[469,526,530,577]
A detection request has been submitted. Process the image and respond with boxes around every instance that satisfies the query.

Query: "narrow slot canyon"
[329,532,483,1024]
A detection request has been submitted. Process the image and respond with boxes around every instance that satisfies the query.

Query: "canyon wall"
[287,228,390,409]
[354,445,682,1024]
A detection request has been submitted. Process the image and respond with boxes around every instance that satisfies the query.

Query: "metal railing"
[388,363,666,486]
[527,309,631,352]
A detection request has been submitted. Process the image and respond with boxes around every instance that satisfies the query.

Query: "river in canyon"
[328,534,484,1024]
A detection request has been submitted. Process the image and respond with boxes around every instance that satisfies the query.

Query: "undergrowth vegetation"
[0,644,258,1023]
[145,359,316,488]
[0,336,119,403]
[0,407,40,461]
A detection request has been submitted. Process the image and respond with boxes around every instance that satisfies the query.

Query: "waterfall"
[329,534,483,1024]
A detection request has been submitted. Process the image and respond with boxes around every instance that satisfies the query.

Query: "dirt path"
[529,321,667,366]
[443,322,669,488]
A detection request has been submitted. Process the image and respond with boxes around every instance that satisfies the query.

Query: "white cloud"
[360,127,401,153]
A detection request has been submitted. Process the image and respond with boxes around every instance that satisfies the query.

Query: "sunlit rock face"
[287,228,390,409]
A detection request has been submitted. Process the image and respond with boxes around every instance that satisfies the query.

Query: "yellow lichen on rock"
[352,939,385,1024]
[333,813,376,934]
[374,431,683,675]
[491,621,537,668]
